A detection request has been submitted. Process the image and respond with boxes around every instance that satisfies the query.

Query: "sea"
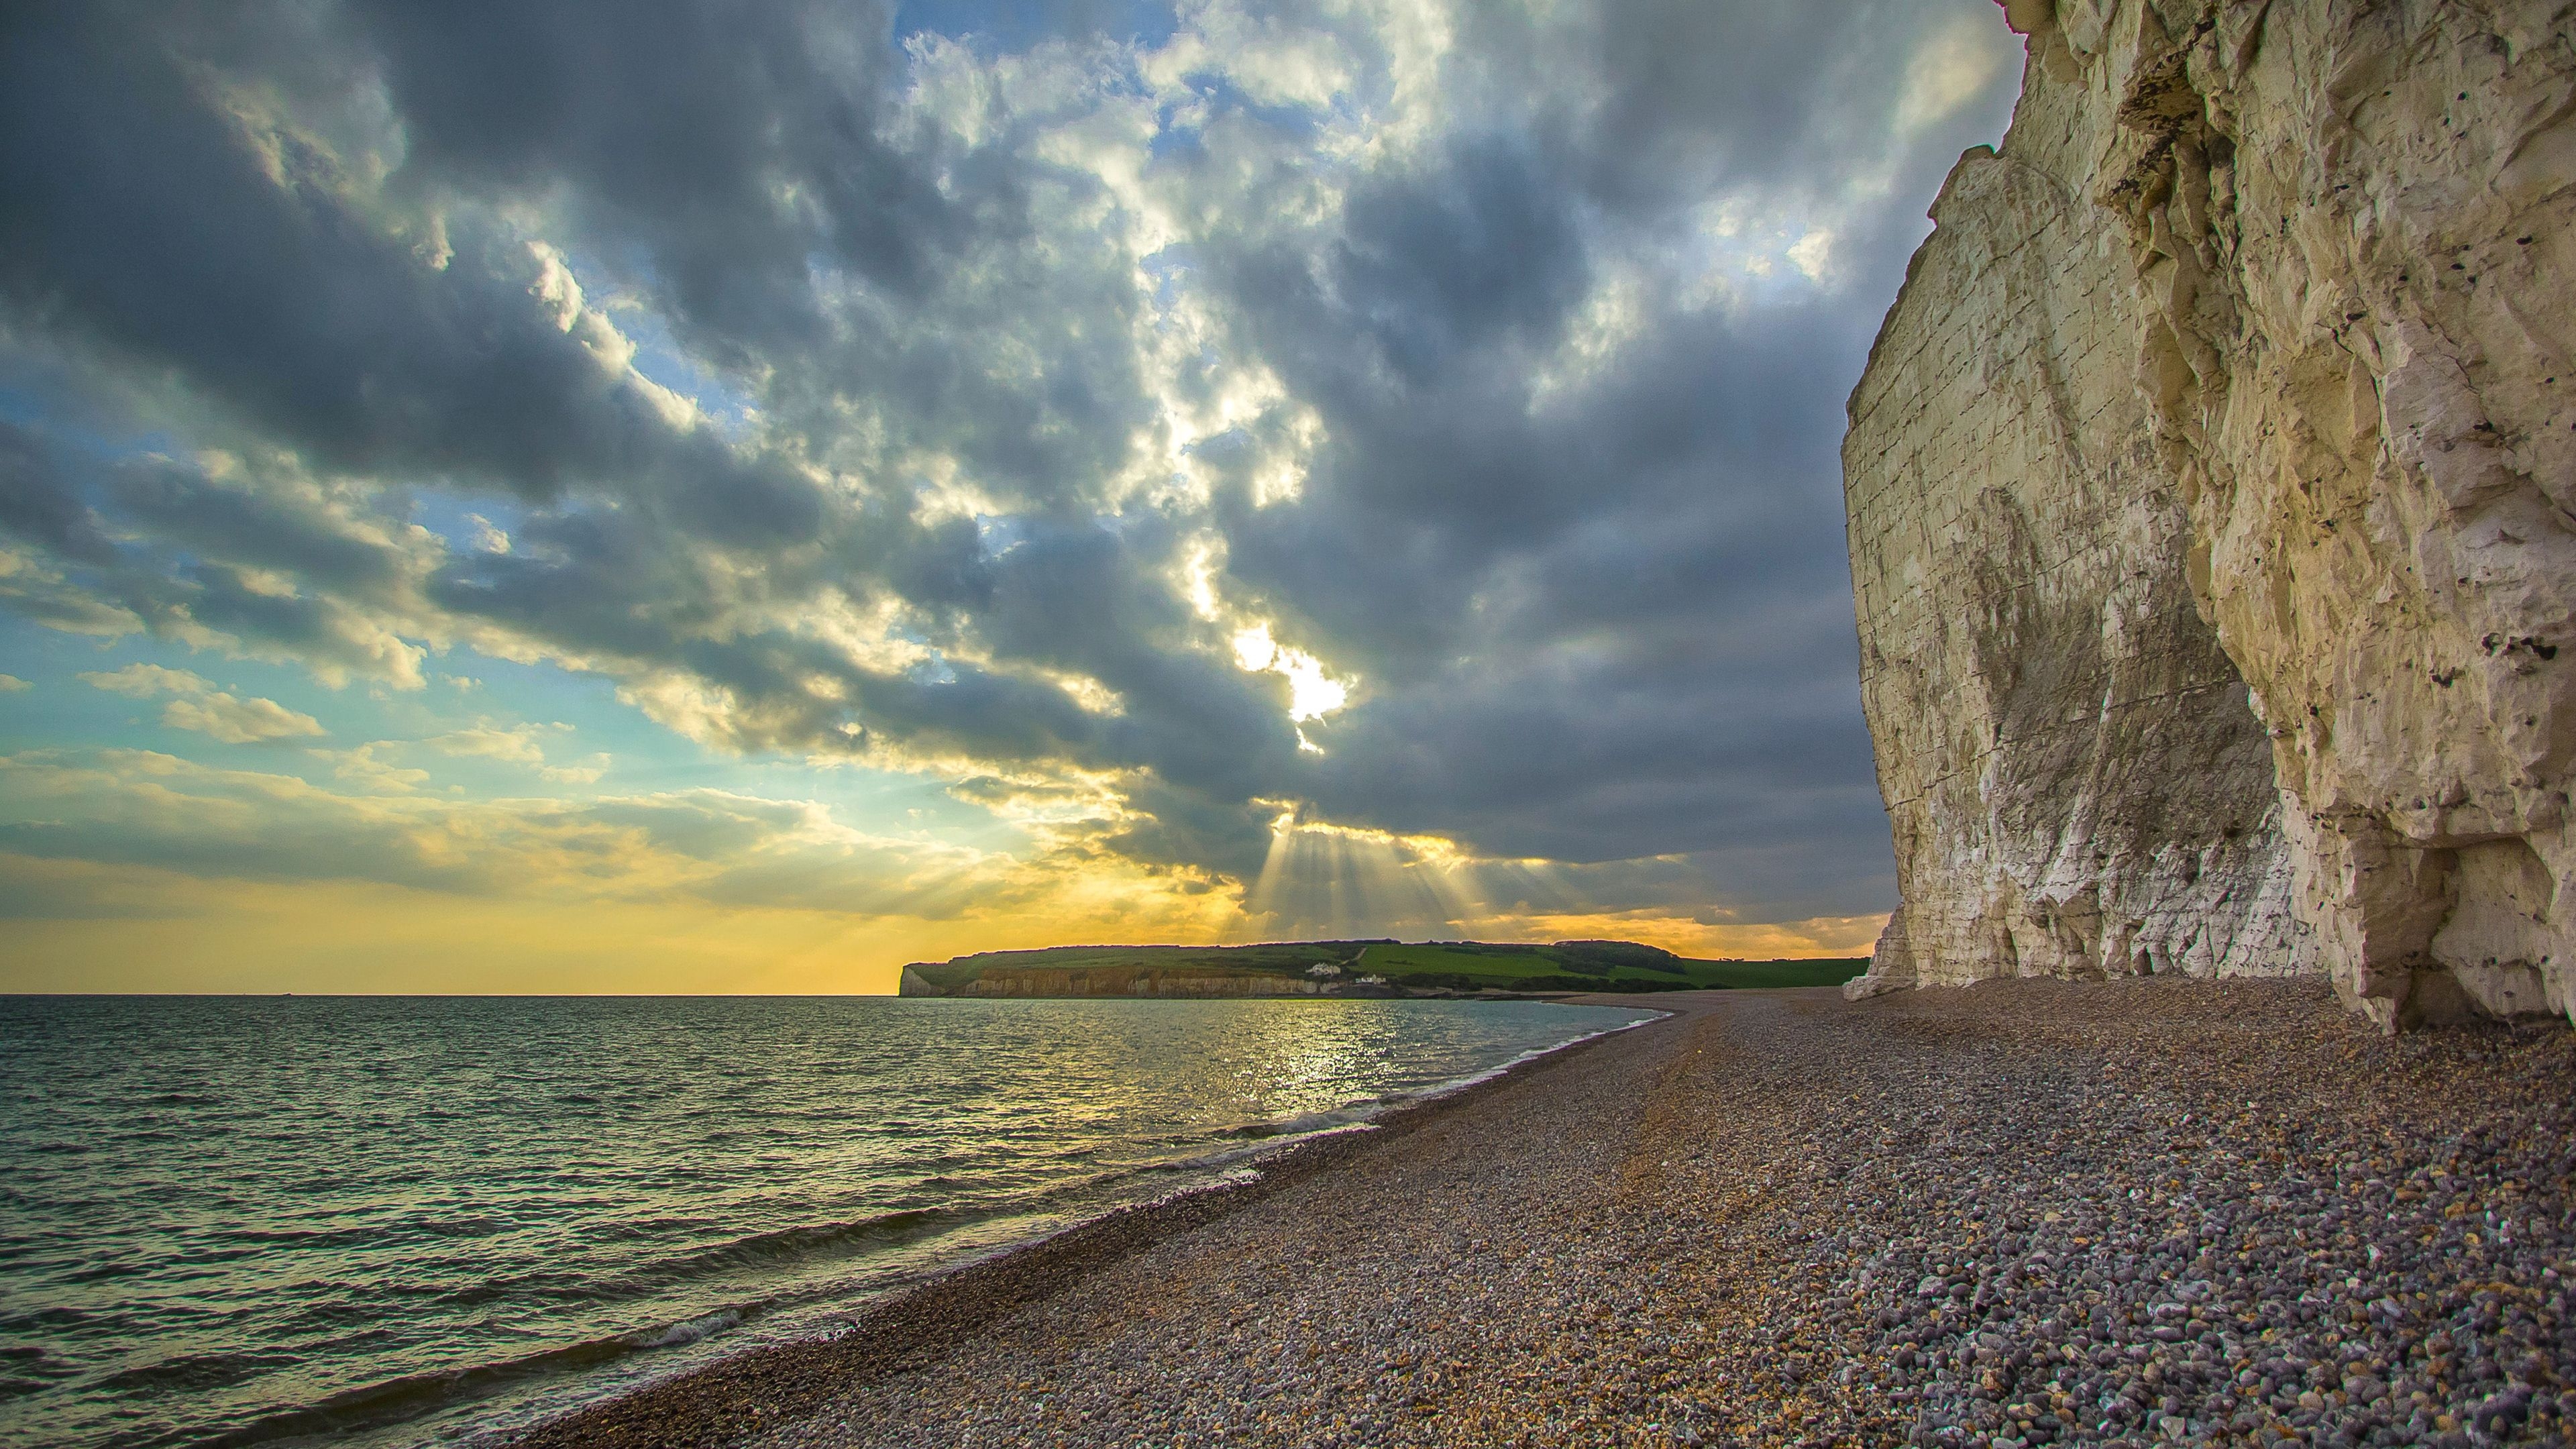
[0,994,1657,1448]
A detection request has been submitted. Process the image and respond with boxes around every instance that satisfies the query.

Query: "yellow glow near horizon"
[0,767,1872,997]
[0,857,1247,996]
[0,849,1879,996]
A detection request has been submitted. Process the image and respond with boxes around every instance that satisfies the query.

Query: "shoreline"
[496,997,1678,1449]
[503,982,2575,1448]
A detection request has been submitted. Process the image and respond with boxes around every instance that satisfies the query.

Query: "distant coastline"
[894,938,1866,999]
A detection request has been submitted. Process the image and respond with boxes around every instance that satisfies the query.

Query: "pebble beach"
[507,981,2575,1448]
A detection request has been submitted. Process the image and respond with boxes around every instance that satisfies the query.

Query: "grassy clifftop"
[899,939,1865,997]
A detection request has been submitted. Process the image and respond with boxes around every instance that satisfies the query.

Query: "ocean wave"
[92,1350,294,1398]
[534,1205,983,1311]
[621,1307,743,1349]
[186,1304,759,1449]
[411,1216,944,1317]
[1208,1104,1378,1140]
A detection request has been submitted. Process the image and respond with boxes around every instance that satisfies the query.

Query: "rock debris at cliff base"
[511,982,2573,1449]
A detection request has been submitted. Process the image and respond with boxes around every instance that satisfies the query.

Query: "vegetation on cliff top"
[901,940,1865,996]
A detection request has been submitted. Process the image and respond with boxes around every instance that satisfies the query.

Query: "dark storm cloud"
[1440,0,2008,227]
[0,0,2023,926]
[352,0,979,351]
[1328,138,1590,387]
[1252,315,1874,811]
[0,424,120,568]
[5,12,648,497]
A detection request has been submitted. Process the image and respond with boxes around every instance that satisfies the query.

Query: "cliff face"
[1847,0,2576,1027]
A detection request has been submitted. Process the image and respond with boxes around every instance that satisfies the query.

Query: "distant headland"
[896,939,1865,999]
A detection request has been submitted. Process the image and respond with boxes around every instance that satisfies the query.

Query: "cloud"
[161,694,328,745]
[0,747,1127,922]
[78,662,327,743]
[78,663,211,698]
[0,0,2023,938]
[426,724,549,766]
[320,742,431,792]
[320,731,608,790]
[540,753,611,784]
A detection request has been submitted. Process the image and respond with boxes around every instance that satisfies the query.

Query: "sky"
[0,0,2023,994]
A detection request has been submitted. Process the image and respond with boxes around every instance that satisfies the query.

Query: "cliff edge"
[1845,0,2576,1028]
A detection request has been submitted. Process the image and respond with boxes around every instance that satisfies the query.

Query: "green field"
[904,938,1866,996]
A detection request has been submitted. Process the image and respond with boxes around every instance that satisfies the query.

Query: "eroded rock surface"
[1847,0,2576,1026]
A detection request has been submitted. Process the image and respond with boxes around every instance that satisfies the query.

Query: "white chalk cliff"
[1845,0,2576,1027]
